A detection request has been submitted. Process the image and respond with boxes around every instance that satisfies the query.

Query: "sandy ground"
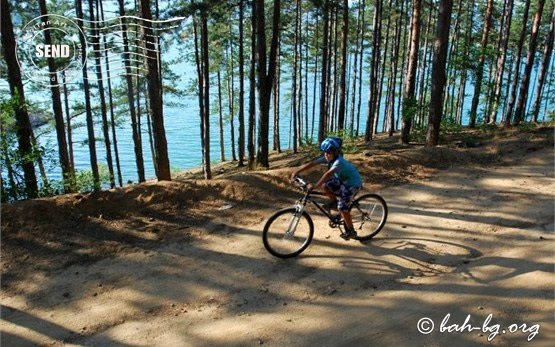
[1,128,554,346]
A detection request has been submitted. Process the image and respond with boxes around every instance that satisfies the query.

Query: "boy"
[290,137,362,240]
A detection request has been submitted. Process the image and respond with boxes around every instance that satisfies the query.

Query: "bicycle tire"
[349,193,388,241]
[262,208,314,258]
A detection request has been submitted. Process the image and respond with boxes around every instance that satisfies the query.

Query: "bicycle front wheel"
[262,208,314,258]
[350,193,388,241]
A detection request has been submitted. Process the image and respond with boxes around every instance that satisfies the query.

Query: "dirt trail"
[1,129,554,346]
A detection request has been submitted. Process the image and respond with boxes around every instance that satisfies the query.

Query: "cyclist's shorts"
[324,177,361,211]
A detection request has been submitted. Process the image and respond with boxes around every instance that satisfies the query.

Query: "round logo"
[16,14,87,87]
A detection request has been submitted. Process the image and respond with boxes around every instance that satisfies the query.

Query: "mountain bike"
[262,176,388,258]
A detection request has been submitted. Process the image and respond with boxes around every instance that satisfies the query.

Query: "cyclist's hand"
[290,172,297,182]
[306,183,314,192]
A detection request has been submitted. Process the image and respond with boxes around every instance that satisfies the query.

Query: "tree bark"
[255,0,280,168]
[238,0,245,167]
[139,0,171,180]
[514,0,546,124]
[292,0,300,153]
[426,0,452,146]
[337,0,349,131]
[488,0,514,124]
[75,0,101,188]
[530,7,554,123]
[0,0,38,198]
[468,0,494,128]
[248,0,256,169]
[88,0,115,188]
[504,0,531,125]
[98,0,122,187]
[387,0,403,137]
[319,0,330,143]
[218,70,225,162]
[401,0,422,144]
[226,35,237,161]
[118,0,145,182]
[39,0,74,192]
[365,0,382,142]
[193,16,205,171]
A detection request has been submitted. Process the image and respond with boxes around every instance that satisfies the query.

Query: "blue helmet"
[320,137,342,152]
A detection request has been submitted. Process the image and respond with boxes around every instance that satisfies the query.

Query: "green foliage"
[516,121,539,132]
[299,136,320,157]
[1,96,42,201]
[409,116,465,143]
[62,164,111,194]
[441,117,464,134]
[402,97,419,122]
[324,129,358,154]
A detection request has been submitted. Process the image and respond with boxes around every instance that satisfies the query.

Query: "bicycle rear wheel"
[262,208,314,258]
[349,193,388,241]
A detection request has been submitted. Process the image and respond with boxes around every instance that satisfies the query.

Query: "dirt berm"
[1,126,554,346]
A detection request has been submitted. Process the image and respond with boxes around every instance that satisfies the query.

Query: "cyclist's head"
[320,137,342,156]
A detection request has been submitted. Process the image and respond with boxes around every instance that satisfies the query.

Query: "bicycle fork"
[285,200,306,239]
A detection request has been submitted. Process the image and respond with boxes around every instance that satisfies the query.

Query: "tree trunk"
[255,0,280,168]
[426,0,452,146]
[292,0,300,153]
[488,0,514,124]
[140,0,171,180]
[298,6,304,147]
[193,17,205,171]
[76,0,101,188]
[61,72,74,173]
[337,0,349,131]
[118,0,145,183]
[312,14,319,139]
[238,0,245,167]
[401,0,422,144]
[273,42,281,153]
[88,0,115,188]
[319,0,330,143]
[145,96,158,176]
[330,8,339,131]
[227,36,237,162]
[387,0,403,137]
[530,7,554,123]
[468,0,494,128]
[417,5,434,125]
[218,71,225,162]
[356,0,366,135]
[349,0,362,134]
[248,1,256,169]
[95,0,123,187]
[365,0,382,142]
[504,0,531,125]
[513,0,546,124]
[397,0,409,131]
[38,0,73,192]
[0,0,38,198]
[376,0,392,135]
[445,0,463,119]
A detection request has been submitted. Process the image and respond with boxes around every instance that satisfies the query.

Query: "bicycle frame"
[293,176,344,225]
[297,191,338,222]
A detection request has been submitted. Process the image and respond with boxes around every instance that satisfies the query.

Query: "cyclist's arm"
[313,167,337,190]
[291,160,320,179]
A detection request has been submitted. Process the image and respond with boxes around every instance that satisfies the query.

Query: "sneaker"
[340,227,357,240]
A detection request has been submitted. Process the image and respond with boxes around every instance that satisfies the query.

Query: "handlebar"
[293,175,310,192]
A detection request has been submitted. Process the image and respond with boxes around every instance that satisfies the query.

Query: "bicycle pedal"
[339,232,351,241]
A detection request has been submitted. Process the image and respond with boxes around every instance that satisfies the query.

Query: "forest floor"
[1,125,554,346]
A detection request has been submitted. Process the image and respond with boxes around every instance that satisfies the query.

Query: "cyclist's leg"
[338,185,360,236]
[323,178,342,209]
